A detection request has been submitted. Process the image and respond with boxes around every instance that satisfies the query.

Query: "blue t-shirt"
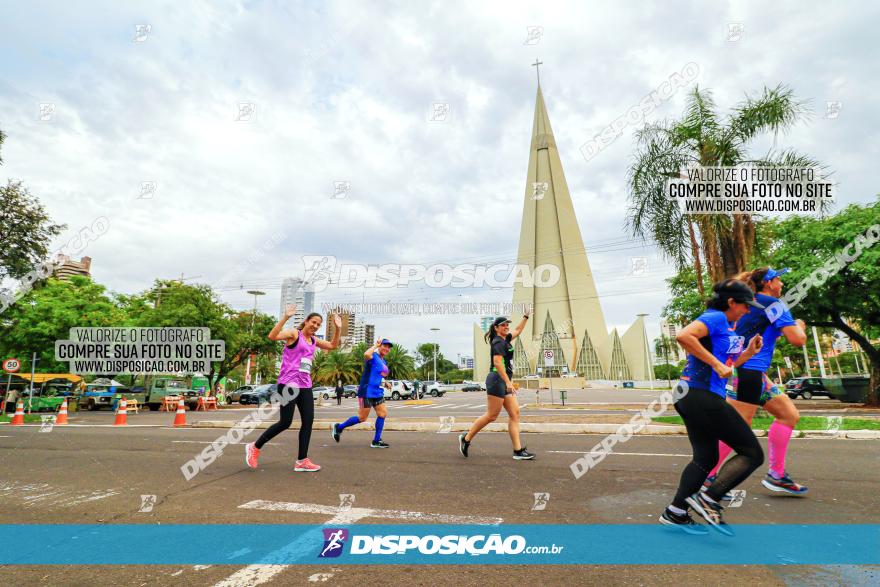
[679,309,745,397]
[738,293,796,371]
[358,354,389,399]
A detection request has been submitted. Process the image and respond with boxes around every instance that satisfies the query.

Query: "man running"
[703,268,809,496]
[332,338,392,448]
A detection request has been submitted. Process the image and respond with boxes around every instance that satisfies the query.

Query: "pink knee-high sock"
[708,441,733,477]
[768,421,794,477]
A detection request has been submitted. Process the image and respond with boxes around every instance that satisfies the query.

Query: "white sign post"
[2,358,21,413]
[544,350,554,404]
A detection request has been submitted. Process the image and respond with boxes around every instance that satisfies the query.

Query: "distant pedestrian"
[335,380,343,406]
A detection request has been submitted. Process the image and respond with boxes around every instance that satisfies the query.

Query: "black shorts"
[486,372,512,398]
[358,396,385,408]
[732,367,768,406]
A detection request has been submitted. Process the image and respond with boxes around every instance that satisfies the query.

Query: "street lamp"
[245,290,266,385]
[430,327,440,381]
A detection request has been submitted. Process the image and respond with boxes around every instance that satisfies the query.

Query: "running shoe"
[700,475,734,501]
[245,442,260,469]
[658,508,709,535]
[371,439,390,449]
[294,458,321,472]
[761,472,808,495]
[686,493,734,536]
[513,447,535,460]
[458,433,470,458]
[332,423,341,443]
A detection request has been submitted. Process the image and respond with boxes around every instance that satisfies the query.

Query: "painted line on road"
[213,501,501,587]
[547,451,691,457]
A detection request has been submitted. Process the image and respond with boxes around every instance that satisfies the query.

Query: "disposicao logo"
[319,528,349,558]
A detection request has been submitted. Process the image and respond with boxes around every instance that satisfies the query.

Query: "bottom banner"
[1,524,878,565]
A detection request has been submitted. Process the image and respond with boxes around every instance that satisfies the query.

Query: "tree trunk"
[687,217,705,297]
[823,312,880,406]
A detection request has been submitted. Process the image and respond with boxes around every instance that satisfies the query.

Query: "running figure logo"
[319,528,349,558]
[532,492,550,511]
[302,255,337,292]
[339,494,355,509]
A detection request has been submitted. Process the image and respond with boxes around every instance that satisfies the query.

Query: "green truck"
[144,378,202,411]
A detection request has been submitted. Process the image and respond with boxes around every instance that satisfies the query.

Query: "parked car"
[239,384,277,405]
[343,384,359,398]
[313,386,334,400]
[385,380,416,400]
[785,377,833,400]
[229,385,257,404]
[423,381,446,397]
[461,380,485,392]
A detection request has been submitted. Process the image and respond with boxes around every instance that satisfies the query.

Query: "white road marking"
[213,501,502,587]
[547,451,691,457]
[0,481,120,508]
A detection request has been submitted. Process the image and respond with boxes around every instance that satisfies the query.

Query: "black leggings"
[672,387,764,509]
[254,385,314,460]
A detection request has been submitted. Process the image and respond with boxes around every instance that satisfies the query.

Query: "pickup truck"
[144,378,201,411]
[79,382,137,411]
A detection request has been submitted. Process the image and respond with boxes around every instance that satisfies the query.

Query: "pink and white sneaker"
[245,442,260,468]
[294,458,321,472]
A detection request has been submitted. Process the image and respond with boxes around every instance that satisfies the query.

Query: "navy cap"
[763,268,790,282]
[380,338,393,347]
[715,281,765,309]
[492,316,511,327]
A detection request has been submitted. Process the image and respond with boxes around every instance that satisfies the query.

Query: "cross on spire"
[531,59,543,86]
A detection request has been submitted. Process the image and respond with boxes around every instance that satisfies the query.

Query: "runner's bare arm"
[364,339,382,359]
[268,305,299,342]
[316,314,343,350]
[510,310,531,339]
[781,319,807,346]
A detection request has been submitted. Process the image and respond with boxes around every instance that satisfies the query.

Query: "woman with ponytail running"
[459,312,534,460]
[659,279,765,535]
[245,304,341,472]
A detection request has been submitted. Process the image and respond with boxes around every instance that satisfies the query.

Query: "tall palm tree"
[383,345,415,380]
[315,349,360,385]
[627,84,826,292]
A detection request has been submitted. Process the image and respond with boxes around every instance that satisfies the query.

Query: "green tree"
[384,344,415,380]
[314,349,360,385]
[628,84,825,293]
[661,266,712,325]
[0,277,124,372]
[0,180,66,284]
[763,199,880,404]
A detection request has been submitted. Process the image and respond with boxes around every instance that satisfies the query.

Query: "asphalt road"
[1,421,879,585]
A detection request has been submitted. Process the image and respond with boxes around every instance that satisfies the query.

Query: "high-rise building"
[350,319,366,346]
[473,79,648,381]
[459,355,474,370]
[479,316,495,334]
[659,319,687,362]
[326,306,355,349]
[53,255,92,280]
[364,324,375,344]
[279,278,315,326]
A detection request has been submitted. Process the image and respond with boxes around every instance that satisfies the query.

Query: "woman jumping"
[245,304,341,471]
[703,268,809,496]
[459,313,534,460]
[332,338,393,448]
[660,279,765,535]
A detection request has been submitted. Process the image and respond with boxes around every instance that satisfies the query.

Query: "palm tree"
[383,345,415,380]
[314,349,360,385]
[627,84,827,292]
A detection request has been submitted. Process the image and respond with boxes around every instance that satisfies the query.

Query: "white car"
[384,380,415,400]
[423,381,446,397]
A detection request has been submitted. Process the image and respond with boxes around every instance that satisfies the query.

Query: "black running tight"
[254,385,314,460]
[672,387,764,509]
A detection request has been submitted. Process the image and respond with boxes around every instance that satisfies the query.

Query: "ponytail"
[484,324,497,344]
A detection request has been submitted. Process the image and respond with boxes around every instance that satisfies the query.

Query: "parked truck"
[144,378,202,411]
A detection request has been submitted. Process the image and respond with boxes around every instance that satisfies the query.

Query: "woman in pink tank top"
[245,304,341,472]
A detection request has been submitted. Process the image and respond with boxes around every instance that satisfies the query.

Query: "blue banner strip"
[1,524,878,565]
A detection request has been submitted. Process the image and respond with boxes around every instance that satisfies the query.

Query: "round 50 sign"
[2,358,22,373]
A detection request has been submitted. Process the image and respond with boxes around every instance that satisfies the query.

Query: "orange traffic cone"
[113,398,128,426]
[172,398,187,427]
[11,400,25,426]
[56,399,69,425]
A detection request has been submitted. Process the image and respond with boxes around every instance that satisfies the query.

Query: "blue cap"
[380,339,393,347]
[763,268,790,282]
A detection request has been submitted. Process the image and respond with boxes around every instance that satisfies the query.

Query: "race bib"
[299,357,313,374]
[726,335,745,354]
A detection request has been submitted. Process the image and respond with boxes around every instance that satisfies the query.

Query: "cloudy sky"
[1,0,877,359]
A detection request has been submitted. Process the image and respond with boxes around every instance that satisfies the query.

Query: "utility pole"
[430,327,440,381]
[245,290,266,385]
[812,326,827,378]
[636,314,653,390]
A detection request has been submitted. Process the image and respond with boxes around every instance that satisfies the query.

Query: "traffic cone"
[55,399,69,425]
[11,401,25,426]
[113,398,128,426]
[172,398,187,427]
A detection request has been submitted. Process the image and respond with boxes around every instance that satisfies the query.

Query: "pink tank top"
[278,331,317,388]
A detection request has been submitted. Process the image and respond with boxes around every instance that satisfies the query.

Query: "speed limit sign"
[543,350,554,367]
[2,358,22,373]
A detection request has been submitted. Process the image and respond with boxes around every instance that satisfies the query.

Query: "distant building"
[659,319,687,363]
[479,316,495,334]
[53,255,92,280]
[326,306,355,350]
[459,355,474,370]
[364,324,375,344]
[279,278,315,326]
[350,319,366,346]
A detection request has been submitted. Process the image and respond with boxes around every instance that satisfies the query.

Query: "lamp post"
[430,327,440,381]
[636,314,654,391]
[245,290,265,385]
